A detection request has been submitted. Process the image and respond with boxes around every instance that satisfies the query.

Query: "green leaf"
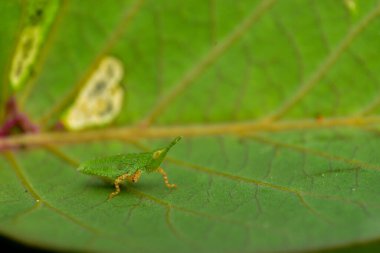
[2,0,380,252]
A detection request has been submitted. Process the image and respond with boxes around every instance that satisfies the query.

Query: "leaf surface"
[1,0,380,252]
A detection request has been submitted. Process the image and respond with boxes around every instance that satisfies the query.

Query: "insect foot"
[108,191,118,200]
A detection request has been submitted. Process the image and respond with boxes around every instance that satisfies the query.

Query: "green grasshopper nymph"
[78,136,181,199]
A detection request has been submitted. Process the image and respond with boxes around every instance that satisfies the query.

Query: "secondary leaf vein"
[260,1,380,122]
[139,0,277,126]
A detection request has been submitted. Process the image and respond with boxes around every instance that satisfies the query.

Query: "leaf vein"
[139,0,278,126]
[250,135,380,172]
[261,1,380,122]
[38,0,145,128]
[4,152,99,234]
[4,116,380,148]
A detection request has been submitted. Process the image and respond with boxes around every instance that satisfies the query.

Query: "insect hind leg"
[108,170,142,199]
[130,170,142,183]
[108,173,129,199]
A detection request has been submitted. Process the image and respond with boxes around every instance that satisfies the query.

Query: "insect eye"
[153,150,163,159]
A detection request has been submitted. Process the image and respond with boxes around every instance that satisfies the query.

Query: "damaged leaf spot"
[9,0,59,90]
[62,56,124,131]
[10,26,41,89]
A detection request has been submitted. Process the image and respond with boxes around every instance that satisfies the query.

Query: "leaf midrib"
[2,115,380,147]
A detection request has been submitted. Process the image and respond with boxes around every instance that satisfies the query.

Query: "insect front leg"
[157,167,176,188]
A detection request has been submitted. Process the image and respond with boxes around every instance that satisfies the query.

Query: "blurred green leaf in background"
[2,0,380,252]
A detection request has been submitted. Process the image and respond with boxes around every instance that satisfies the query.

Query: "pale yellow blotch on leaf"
[9,26,42,89]
[63,56,124,131]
